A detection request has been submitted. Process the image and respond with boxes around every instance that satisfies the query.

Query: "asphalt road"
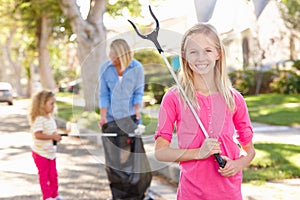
[0,100,173,200]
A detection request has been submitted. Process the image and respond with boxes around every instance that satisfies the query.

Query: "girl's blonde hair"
[179,23,235,111]
[110,39,133,72]
[28,90,55,124]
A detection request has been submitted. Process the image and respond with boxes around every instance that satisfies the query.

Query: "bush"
[229,70,276,95]
[134,50,164,65]
[229,70,256,95]
[228,62,300,95]
[292,60,300,71]
[146,83,167,104]
[270,70,300,94]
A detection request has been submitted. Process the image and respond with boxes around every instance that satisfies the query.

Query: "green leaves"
[106,0,142,18]
[279,0,300,30]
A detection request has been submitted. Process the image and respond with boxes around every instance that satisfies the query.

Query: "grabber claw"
[128,5,227,168]
[128,5,163,53]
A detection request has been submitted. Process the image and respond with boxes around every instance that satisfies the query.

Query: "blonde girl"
[154,23,255,200]
[29,90,63,200]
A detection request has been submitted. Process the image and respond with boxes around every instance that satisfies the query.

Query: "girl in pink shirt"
[154,23,255,200]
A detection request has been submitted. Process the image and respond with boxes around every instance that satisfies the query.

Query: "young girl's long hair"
[110,39,133,72]
[29,90,55,125]
[179,23,235,111]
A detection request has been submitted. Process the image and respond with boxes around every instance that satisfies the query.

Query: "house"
[105,0,300,71]
[201,0,300,71]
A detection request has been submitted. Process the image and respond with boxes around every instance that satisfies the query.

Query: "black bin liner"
[102,115,152,200]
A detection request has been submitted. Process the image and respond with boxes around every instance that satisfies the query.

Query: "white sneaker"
[45,198,56,200]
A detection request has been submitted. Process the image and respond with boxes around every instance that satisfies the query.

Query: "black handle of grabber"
[128,6,164,54]
[214,153,226,168]
[52,133,68,145]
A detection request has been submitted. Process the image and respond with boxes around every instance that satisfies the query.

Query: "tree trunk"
[289,32,296,60]
[0,28,24,96]
[77,39,107,111]
[37,14,56,91]
[5,30,23,96]
[60,0,107,111]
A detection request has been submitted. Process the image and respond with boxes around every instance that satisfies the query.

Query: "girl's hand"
[53,133,62,142]
[218,157,241,177]
[198,138,221,159]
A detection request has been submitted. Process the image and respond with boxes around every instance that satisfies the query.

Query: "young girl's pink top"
[155,87,253,200]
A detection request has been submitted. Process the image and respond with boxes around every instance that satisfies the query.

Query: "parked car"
[0,82,13,105]
[67,78,81,94]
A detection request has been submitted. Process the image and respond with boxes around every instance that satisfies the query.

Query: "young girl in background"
[154,23,255,200]
[29,90,63,200]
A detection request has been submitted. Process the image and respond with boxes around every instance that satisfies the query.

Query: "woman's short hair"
[110,39,133,71]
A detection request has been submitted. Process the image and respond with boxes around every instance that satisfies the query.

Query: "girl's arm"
[238,141,256,167]
[218,91,256,176]
[34,131,62,142]
[155,136,222,162]
[218,141,255,177]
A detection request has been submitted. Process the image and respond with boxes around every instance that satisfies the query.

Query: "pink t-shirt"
[154,87,253,200]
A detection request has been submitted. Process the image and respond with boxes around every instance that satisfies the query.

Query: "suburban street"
[0,100,173,200]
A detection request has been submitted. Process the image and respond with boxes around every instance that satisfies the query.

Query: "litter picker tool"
[128,5,226,168]
[58,133,117,137]
[53,132,118,145]
[53,123,146,145]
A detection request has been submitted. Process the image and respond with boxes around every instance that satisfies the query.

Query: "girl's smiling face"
[185,33,220,76]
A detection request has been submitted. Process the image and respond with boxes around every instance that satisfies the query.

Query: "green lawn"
[56,93,300,132]
[243,143,300,183]
[238,94,300,182]
[55,93,300,183]
[245,93,300,126]
[56,100,101,132]
[142,93,300,132]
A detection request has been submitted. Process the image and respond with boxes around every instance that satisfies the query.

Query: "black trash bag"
[102,115,152,200]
